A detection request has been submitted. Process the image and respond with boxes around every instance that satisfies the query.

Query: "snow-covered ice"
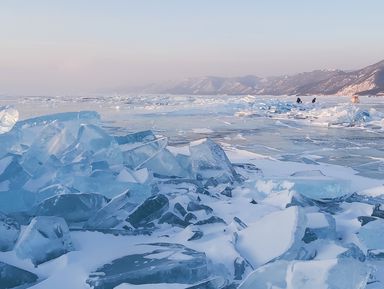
[0,94,383,289]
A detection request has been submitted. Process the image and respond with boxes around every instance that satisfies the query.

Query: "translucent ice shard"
[87,243,208,289]
[121,134,187,177]
[0,261,39,289]
[60,123,123,166]
[239,258,370,289]
[21,121,77,175]
[122,136,167,170]
[293,178,352,202]
[0,154,33,213]
[238,260,289,289]
[158,212,189,228]
[85,191,137,230]
[127,194,169,228]
[144,148,189,178]
[189,138,238,183]
[115,130,156,146]
[0,111,100,158]
[15,111,99,129]
[286,258,370,289]
[235,206,306,268]
[357,219,384,250]
[0,212,20,251]
[33,193,109,224]
[15,216,74,265]
[302,212,336,243]
[0,105,18,134]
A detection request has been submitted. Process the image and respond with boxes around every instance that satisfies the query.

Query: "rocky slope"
[139,60,384,96]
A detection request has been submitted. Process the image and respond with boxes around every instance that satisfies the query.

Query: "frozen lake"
[1,94,383,179]
[1,94,384,289]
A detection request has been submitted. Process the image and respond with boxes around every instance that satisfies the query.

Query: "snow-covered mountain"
[138,60,384,96]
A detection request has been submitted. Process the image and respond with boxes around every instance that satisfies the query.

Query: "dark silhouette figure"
[296,97,302,104]
[312,97,316,103]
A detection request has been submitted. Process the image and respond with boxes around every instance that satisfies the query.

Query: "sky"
[1,0,384,95]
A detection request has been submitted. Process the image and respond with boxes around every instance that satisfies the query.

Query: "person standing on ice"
[296,97,302,104]
[351,95,360,103]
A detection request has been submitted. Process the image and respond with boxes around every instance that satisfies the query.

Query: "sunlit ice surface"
[1,94,383,179]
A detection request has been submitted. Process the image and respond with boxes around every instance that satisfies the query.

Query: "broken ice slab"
[60,123,123,166]
[357,219,384,251]
[234,256,249,281]
[153,179,208,197]
[114,130,156,146]
[0,154,34,214]
[235,206,306,268]
[286,258,370,289]
[86,243,209,289]
[194,216,226,226]
[15,111,100,130]
[20,121,77,175]
[0,261,39,289]
[232,163,263,180]
[122,136,167,169]
[302,212,336,243]
[15,216,74,265]
[238,260,289,289]
[189,138,238,183]
[293,178,352,202]
[33,193,109,224]
[174,202,188,217]
[127,194,169,228]
[239,258,370,289]
[35,184,79,204]
[0,154,30,190]
[187,201,213,214]
[85,191,137,230]
[0,111,100,158]
[145,148,190,178]
[158,212,190,228]
[0,212,20,251]
[68,170,133,199]
[121,134,188,178]
[0,105,18,134]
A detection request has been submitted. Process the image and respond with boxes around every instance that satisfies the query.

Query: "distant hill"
[134,59,384,96]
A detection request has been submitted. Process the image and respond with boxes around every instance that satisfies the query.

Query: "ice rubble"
[0,109,383,289]
[236,99,384,129]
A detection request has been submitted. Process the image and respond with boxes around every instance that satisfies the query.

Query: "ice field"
[0,94,384,289]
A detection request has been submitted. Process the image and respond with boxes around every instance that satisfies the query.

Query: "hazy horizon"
[1,0,384,96]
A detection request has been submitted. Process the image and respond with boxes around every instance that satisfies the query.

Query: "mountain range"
[133,59,384,96]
